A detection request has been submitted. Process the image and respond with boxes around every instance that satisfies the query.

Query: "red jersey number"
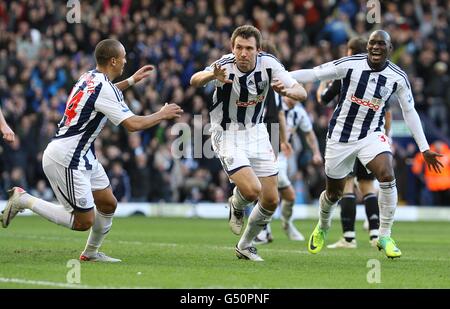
[64,90,83,126]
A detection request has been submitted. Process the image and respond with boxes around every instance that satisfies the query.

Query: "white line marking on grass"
[2,233,310,254]
[0,277,158,289]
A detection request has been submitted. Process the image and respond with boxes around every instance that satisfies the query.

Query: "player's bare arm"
[0,109,14,143]
[271,79,307,102]
[122,103,183,132]
[115,65,155,91]
[190,63,233,88]
[305,130,323,165]
[278,110,293,157]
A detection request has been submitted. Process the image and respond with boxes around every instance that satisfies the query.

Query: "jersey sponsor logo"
[350,94,382,111]
[235,94,265,107]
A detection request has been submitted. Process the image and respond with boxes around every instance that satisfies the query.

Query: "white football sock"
[231,186,253,210]
[82,209,114,256]
[25,194,74,229]
[238,203,273,249]
[280,199,294,223]
[378,180,397,237]
[319,191,337,230]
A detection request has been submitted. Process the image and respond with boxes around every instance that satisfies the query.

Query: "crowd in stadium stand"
[0,0,449,206]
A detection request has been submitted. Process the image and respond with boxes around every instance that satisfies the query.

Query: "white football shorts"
[325,131,391,179]
[211,123,278,178]
[42,151,110,212]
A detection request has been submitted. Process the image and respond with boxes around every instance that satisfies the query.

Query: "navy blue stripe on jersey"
[387,63,410,89]
[90,142,96,159]
[358,75,387,139]
[219,73,235,129]
[108,81,121,101]
[376,82,397,132]
[83,153,92,170]
[333,54,367,66]
[237,75,249,124]
[54,83,103,140]
[69,113,104,169]
[251,71,264,124]
[210,87,222,112]
[328,69,353,138]
[216,56,235,66]
[339,70,371,142]
[219,60,236,66]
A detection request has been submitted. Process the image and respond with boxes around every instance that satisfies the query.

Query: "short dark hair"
[347,37,367,55]
[261,40,280,58]
[94,39,122,66]
[231,25,262,49]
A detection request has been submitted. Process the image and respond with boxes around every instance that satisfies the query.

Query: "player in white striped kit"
[191,25,307,261]
[290,30,443,258]
[1,39,183,262]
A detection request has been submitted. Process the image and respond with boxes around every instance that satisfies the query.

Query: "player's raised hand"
[160,103,184,120]
[131,65,155,83]
[423,150,444,173]
[1,123,15,144]
[213,63,232,84]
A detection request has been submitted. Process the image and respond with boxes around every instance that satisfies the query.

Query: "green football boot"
[377,236,402,259]
[308,223,328,254]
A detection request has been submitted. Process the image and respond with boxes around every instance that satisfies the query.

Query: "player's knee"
[264,196,279,209]
[327,189,343,203]
[284,188,295,202]
[99,196,118,214]
[240,184,261,202]
[377,169,395,183]
[72,217,94,231]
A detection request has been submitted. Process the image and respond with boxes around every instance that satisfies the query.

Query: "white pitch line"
[0,277,158,289]
[1,234,310,254]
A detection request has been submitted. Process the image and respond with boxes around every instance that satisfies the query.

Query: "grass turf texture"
[0,216,449,288]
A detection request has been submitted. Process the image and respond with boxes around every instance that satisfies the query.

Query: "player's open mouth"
[371,52,382,61]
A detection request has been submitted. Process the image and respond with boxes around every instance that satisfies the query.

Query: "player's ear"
[388,42,393,53]
[111,57,116,66]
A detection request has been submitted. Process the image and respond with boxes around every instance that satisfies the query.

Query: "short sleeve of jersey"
[264,55,297,88]
[205,54,235,87]
[95,84,134,126]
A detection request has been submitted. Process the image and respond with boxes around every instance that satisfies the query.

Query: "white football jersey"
[312,54,414,143]
[283,101,313,141]
[205,52,297,131]
[45,70,134,170]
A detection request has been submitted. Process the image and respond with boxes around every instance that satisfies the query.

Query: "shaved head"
[367,30,393,70]
[95,39,123,66]
[369,30,392,44]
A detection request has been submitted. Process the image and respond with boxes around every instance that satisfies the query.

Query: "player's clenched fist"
[160,103,184,119]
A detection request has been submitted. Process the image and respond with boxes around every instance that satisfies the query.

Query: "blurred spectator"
[412,141,450,206]
[0,0,449,205]
[108,160,131,203]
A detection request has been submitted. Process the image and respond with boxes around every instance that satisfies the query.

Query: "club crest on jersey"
[350,94,381,111]
[257,80,268,89]
[235,94,265,107]
[379,86,390,98]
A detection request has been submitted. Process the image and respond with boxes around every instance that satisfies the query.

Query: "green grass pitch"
[0,216,449,288]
